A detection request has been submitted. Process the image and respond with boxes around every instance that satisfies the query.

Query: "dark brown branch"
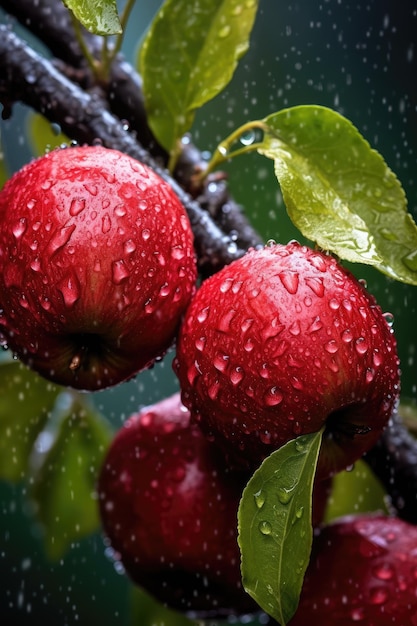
[0,25,242,275]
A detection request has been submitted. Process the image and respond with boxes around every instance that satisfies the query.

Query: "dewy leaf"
[30,394,112,559]
[62,0,122,35]
[0,360,60,482]
[238,430,323,626]
[259,105,417,285]
[139,0,259,154]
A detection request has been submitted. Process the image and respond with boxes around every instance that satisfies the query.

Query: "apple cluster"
[0,145,411,623]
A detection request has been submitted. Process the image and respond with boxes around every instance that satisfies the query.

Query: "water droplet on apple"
[124,239,136,254]
[289,320,301,336]
[278,270,299,294]
[47,224,76,255]
[241,318,254,334]
[195,336,206,351]
[383,312,394,327]
[369,587,388,605]
[69,197,86,216]
[308,253,328,272]
[373,562,394,580]
[217,309,236,332]
[355,337,368,355]
[329,298,340,310]
[220,277,234,293]
[350,607,365,621]
[230,366,244,385]
[258,520,272,535]
[112,260,130,284]
[141,228,151,241]
[324,339,339,354]
[57,274,81,307]
[12,218,27,239]
[264,386,283,406]
[305,276,325,297]
[197,306,210,323]
[213,352,229,372]
[254,490,266,509]
[101,213,111,234]
[342,329,353,343]
[308,316,323,333]
[159,283,170,297]
[244,337,255,352]
[208,380,220,400]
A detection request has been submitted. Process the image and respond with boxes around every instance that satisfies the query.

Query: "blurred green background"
[1,0,416,624]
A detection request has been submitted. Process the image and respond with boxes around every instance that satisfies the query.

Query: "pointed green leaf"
[62,0,121,35]
[0,360,60,482]
[139,0,259,153]
[259,105,417,285]
[238,430,323,626]
[31,395,112,559]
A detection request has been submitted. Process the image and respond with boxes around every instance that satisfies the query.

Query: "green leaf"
[139,0,259,155]
[26,112,71,156]
[238,430,323,626]
[259,105,417,285]
[30,394,112,559]
[0,360,60,482]
[62,0,122,35]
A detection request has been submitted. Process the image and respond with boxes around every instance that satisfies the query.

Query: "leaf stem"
[200,120,268,180]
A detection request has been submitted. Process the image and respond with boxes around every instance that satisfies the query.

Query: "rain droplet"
[305,276,325,297]
[279,270,299,294]
[57,274,81,307]
[373,350,383,367]
[254,490,265,509]
[355,337,368,355]
[197,306,210,323]
[289,320,301,336]
[218,24,231,38]
[217,309,236,332]
[12,218,27,239]
[278,485,296,505]
[47,224,76,255]
[329,298,340,310]
[258,520,272,535]
[102,213,112,234]
[264,386,283,406]
[230,366,244,385]
[341,329,354,343]
[294,506,304,520]
[308,316,323,333]
[350,607,365,622]
[369,587,387,605]
[239,129,256,146]
[114,204,127,217]
[112,260,130,284]
[324,339,339,354]
[208,380,220,400]
[69,197,86,216]
[124,239,136,254]
[241,318,254,333]
[195,336,206,351]
[383,312,394,327]
[214,352,229,372]
[373,562,394,581]
[142,228,151,241]
[308,253,327,272]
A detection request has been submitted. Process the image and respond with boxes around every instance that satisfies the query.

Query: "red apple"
[290,513,417,625]
[0,145,196,390]
[97,392,330,617]
[174,242,400,479]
